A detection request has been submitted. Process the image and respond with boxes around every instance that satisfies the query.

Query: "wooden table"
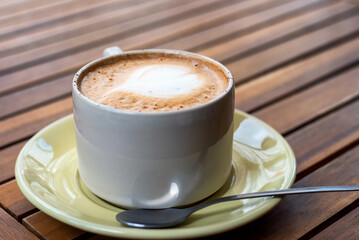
[1,0,359,239]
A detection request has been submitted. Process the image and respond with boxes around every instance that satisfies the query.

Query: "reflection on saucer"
[233,118,275,149]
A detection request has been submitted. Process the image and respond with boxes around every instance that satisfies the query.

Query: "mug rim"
[72,48,234,116]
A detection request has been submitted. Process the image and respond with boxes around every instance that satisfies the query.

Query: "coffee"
[80,53,228,112]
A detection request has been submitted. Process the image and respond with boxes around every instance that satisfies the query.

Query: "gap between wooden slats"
[0,0,194,57]
[308,201,359,240]
[0,0,70,19]
[0,0,145,40]
[0,208,38,240]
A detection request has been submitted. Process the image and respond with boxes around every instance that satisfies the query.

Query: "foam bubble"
[107,65,202,98]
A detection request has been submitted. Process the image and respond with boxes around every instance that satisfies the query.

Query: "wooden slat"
[0,208,38,240]
[159,0,332,50]
[253,65,359,134]
[116,0,285,50]
[0,0,184,57]
[0,74,72,119]
[311,206,359,240]
[287,100,359,174]
[0,0,30,9]
[0,98,73,148]
[0,180,36,220]
[0,0,68,19]
[0,0,194,57]
[0,0,126,32]
[23,212,85,240]
[197,1,354,62]
[209,145,359,240]
[0,141,26,184]
[227,12,359,83]
[339,0,359,5]
[235,36,359,112]
[0,0,268,74]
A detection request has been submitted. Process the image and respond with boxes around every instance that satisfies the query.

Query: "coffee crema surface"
[80,55,228,112]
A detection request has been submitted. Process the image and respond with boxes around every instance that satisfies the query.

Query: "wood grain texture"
[23,212,85,240]
[0,141,26,184]
[0,74,72,119]
[0,0,132,36]
[338,0,359,4]
[311,205,359,240]
[0,98,73,148]
[0,0,69,20]
[0,180,36,219]
[0,0,35,10]
[198,1,353,63]
[207,145,359,240]
[0,207,38,240]
[253,65,359,134]
[287,100,359,174]
[227,11,359,83]
[0,0,185,57]
[159,0,331,51]
[235,36,359,112]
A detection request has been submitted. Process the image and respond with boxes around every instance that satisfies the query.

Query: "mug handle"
[103,46,123,57]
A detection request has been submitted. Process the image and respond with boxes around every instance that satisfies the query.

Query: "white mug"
[72,47,235,209]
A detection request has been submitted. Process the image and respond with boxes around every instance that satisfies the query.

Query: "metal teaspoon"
[116,186,359,228]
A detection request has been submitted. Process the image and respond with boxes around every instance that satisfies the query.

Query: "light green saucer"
[15,110,296,239]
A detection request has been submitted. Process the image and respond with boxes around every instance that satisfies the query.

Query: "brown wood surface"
[23,212,85,240]
[311,204,359,240]
[197,1,355,61]
[1,0,358,239]
[235,35,359,112]
[161,0,336,51]
[287,100,359,176]
[0,180,35,219]
[253,65,359,134]
[0,141,25,184]
[0,0,185,56]
[0,208,38,240]
[227,12,359,83]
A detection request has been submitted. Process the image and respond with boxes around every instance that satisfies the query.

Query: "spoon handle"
[190,186,359,212]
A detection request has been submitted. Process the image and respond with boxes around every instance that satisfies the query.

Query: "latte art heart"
[108,65,202,98]
[80,55,228,112]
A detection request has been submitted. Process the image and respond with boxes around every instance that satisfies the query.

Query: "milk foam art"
[107,65,202,98]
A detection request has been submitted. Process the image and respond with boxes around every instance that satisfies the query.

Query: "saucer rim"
[15,110,296,239]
